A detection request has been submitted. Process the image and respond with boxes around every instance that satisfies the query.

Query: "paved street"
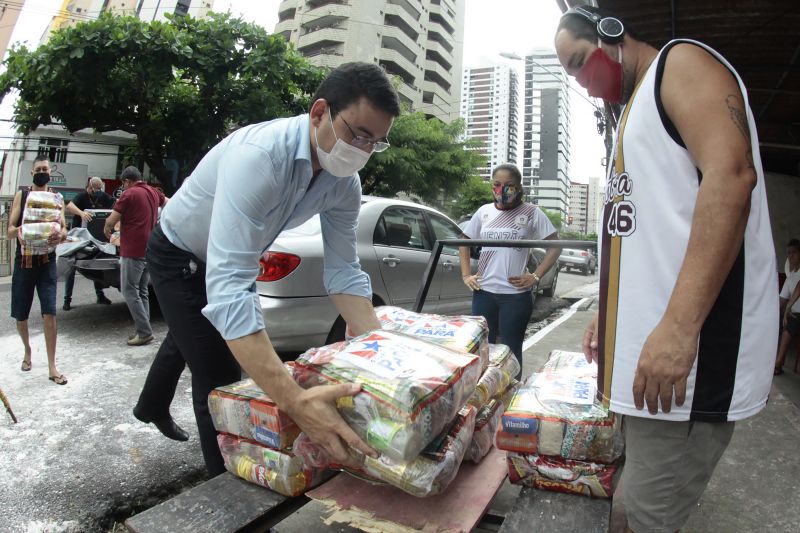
[0,267,597,532]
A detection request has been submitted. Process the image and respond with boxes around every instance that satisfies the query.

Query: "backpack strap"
[16,188,30,227]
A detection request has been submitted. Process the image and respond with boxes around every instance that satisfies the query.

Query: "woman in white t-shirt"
[458,164,560,377]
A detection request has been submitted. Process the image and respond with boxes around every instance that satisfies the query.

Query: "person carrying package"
[7,155,68,385]
[555,5,777,531]
[131,62,400,476]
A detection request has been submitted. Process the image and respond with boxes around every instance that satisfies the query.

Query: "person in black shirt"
[63,177,116,310]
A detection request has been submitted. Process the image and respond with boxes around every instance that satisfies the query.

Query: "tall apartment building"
[521,49,571,220]
[568,178,604,235]
[568,181,588,234]
[586,176,603,235]
[0,1,26,60]
[459,64,518,180]
[274,0,465,122]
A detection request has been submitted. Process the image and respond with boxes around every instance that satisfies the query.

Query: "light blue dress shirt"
[159,114,371,341]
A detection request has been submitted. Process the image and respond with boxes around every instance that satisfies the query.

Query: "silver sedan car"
[257,196,477,353]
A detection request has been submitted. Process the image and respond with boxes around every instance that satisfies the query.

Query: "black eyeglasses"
[338,115,390,153]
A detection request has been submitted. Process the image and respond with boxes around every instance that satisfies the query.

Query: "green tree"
[360,113,485,203]
[451,174,493,220]
[541,207,563,230]
[0,13,324,193]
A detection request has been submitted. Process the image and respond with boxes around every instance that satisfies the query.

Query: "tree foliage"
[0,13,324,192]
[541,207,563,230]
[450,174,493,220]
[360,113,486,203]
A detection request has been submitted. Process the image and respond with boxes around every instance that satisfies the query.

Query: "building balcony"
[395,82,419,108]
[379,51,419,87]
[297,27,347,50]
[278,7,296,23]
[381,26,419,63]
[303,1,352,23]
[306,0,349,8]
[278,0,297,13]
[426,49,451,71]
[385,4,421,41]
[274,19,296,38]
[422,88,449,115]
[425,60,452,88]
[423,79,450,103]
[300,16,348,37]
[387,0,421,22]
[428,10,455,37]
[427,29,454,54]
[298,40,345,59]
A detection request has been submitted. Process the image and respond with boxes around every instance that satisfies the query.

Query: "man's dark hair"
[557,4,640,43]
[492,163,522,185]
[312,62,401,118]
[120,166,142,182]
[33,154,49,164]
[788,238,800,250]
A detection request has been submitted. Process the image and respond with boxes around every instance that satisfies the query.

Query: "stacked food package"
[20,191,63,254]
[465,399,503,463]
[496,350,623,498]
[292,330,481,462]
[217,434,331,497]
[506,453,616,498]
[208,375,329,497]
[374,306,490,370]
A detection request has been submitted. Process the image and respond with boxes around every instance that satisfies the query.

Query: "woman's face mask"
[493,183,522,209]
[575,41,624,103]
[314,109,372,178]
[32,172,50,187]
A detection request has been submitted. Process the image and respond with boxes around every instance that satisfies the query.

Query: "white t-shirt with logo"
[464,202,556,294]
[781,267,800,313]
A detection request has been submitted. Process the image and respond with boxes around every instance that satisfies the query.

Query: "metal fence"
[412,238,596,312]
[0,196,14,277]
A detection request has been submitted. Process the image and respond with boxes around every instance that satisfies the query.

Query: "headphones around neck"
[564,6,625,44]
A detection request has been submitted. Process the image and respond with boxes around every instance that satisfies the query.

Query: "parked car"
[258,197,478,352]
[457,220,559,297]
[559,248,597,275]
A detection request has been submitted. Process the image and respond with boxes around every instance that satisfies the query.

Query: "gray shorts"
[622,416,735,533]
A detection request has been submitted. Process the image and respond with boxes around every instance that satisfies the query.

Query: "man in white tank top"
[555,5,777,532]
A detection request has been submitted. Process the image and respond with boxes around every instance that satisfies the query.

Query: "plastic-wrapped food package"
[359,405,475,497]
[218,434,331,497]
[468,344,520,407]
[20,191,63,254]
[374,306,489,370]
[292,330,481,462]
[208,378,299,451]
[506,452,616,498]
[466,399,503,463]
[496,351,623,463]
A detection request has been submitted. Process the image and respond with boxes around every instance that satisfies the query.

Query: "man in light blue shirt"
[132,62,400,475]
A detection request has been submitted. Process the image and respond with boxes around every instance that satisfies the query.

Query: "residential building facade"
[274,0,465,122]
[521,48,571,220]
[459,64,518,180]
[568,181,588,234]
[586,176,603,235]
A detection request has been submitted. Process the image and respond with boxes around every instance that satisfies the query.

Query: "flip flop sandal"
[48,374,68,385]
[20,360,31,372]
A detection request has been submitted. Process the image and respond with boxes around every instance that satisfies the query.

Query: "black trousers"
[135,224,241,476]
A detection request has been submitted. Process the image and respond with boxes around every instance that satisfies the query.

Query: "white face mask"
[314,109,372,178]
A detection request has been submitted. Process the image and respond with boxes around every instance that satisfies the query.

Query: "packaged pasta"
[292,330,481,462]
[208,378,299,451]
[496,351,623,463]
[218,434,330,497]
[506,452,616,498]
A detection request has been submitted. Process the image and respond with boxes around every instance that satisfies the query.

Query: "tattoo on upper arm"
[725,94,755,170]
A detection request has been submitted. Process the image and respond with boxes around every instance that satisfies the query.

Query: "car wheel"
[542,269,557,297]
[325,315,347,345]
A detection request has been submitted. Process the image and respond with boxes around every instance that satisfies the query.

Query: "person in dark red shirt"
[104,166,167,346]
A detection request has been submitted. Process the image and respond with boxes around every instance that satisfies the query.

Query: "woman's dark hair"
[557,4,639,43]
[312,62,401,118]
[788,238,800,250]
[492,163,522,185]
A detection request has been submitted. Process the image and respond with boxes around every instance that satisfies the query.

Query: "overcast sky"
[1,0,606,183]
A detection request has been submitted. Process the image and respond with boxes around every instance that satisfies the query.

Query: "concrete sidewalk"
[514,298,800,533]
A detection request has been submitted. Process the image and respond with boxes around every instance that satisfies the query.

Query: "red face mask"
[575,45,623,103]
